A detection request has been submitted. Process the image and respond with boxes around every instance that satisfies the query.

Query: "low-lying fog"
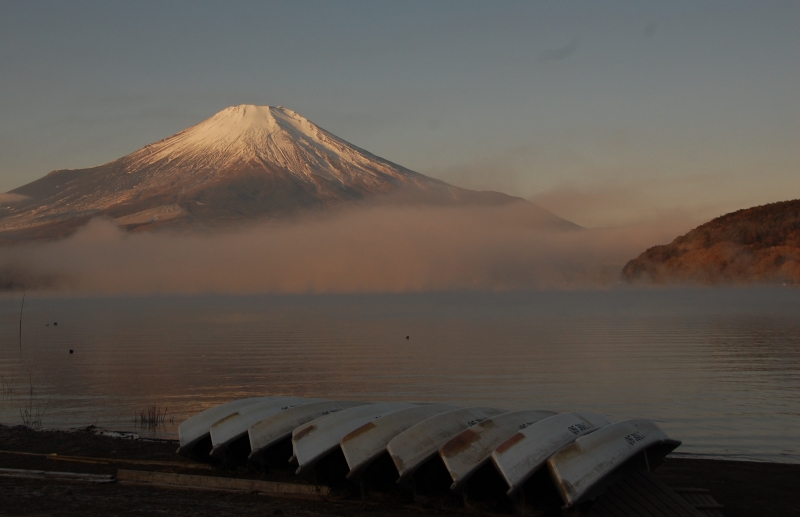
[1,204,691,294]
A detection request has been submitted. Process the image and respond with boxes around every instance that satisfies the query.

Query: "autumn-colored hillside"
[621,200,800,284]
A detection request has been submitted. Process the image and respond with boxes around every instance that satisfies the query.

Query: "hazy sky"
[1,1,797,228]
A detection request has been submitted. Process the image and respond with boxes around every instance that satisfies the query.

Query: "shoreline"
[1,424,798,516]
[6,423,798,466]
[668,451,800,466]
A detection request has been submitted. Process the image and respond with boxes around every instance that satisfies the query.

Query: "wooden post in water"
[19,292,25,349]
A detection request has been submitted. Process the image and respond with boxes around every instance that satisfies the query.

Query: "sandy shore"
[0,425,798,517]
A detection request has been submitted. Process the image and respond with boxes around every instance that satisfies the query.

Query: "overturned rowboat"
[547,418,681,507]
[177,397,278,458]
[248,400,367,464]
[293,402,415,476]
[208,397,325,461]
[341,403,459,480]
[491,411,613,497]
[439,409,557,491]
[387,406,506,483]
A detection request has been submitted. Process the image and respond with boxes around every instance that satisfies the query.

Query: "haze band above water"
[1,204,690,294]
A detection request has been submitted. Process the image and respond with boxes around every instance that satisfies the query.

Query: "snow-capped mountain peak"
[0,104,568,242]
[124,104,393,183]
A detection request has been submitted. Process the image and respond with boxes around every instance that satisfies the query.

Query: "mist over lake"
[1,287,798,464]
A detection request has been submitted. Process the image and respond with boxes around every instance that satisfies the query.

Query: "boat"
[547,418,681,507]
[387,406,506,483]
[439,409,557,490]
[489,411,613,496]
[208,397,325,461]
[248,400,368,463]
[341,404,460,479]
[177,397,280,458]
[293,402,416,476]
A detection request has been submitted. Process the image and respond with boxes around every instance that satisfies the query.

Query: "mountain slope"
[621,200,800,284]
[0,105,573,242]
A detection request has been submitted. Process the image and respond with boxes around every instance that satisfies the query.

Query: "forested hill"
[622,199,800,284]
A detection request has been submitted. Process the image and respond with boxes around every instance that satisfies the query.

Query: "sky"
[1,0,798,228]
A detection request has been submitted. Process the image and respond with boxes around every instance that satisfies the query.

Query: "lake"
[1,288,798,463]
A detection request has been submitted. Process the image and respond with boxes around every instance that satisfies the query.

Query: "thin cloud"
[0,193,29,204]
[425,145,533,195]
[540,38,579,62]
[530,177,738,229]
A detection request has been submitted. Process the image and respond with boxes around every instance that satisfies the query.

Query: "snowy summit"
[0,104,565,242]
[125,105,435,187]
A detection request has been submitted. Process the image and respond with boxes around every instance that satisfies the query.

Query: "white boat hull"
[387,406,506,482]
[489,411,612,496]
[208,397,325,460]
[547,418,680,507]
[293,402,415,476]
[177,397,278,457]
[248,400,367,461]
[341,404,460,479]
[439,409,557,490]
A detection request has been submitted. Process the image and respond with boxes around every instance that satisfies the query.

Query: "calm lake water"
[1,288,798,463]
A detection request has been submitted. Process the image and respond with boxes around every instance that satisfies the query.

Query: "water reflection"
[0,288,798,463]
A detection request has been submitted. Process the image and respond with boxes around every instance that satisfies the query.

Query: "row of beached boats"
[177,397,680,508]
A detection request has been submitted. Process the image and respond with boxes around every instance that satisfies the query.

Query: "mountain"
[621,200,800,284]
[0,105,573,243]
